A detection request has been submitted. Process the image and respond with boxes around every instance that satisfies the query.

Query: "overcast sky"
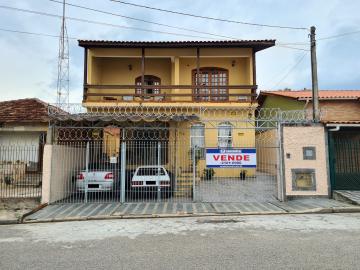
[0,0,359,103]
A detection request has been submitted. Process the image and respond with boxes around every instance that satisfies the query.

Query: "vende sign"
[206,148,256,168]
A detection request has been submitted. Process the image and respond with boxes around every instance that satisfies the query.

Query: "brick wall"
[305,100,360,122]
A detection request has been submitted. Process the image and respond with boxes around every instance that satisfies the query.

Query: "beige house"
[258,90,360,198]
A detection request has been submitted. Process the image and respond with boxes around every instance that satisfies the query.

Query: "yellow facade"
[85,47,254,103]
[83,45,260,182]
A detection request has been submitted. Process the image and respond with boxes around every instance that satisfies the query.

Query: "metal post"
[157,141,161,201]
[192,146,196,201]
[310,26,320,122]
[85,141,89,203]
[120,140,126,203]
[141,48,145,95]
[196,47,200,99]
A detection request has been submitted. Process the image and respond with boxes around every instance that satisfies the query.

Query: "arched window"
[218,122,232,148]
[192,67,228,101]
[135,75,161,100]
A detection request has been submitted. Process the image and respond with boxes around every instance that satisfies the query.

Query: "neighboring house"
[257,90,360,123]
[258,90,360,192]
[0,98,49,164]
[77,40,275,181]
[0,98,49,196]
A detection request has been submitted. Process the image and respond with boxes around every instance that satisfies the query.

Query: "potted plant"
[203,168,215,180]
[239,170,247,180]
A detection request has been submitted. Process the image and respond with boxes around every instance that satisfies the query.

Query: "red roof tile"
[259,90,360,100]
[0,98,49,123]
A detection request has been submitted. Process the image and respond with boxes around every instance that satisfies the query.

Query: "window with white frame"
[218,122,233,148]
[190,124,205,149]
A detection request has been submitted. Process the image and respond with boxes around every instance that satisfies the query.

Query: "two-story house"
[74,40,275,199]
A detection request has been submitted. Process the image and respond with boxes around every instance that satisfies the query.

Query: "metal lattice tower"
[56,0,69,105]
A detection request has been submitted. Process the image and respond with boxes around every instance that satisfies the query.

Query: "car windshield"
[137,168,165,176]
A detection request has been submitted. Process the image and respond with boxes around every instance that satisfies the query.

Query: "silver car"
[76,163,115,192]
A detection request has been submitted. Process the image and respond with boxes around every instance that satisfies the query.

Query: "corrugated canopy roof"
[78,39,276,52]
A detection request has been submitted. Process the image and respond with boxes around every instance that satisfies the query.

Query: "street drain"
[197,219,243,224]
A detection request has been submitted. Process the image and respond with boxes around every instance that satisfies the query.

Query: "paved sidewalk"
[23,198,360,223]
[333,191,360,205]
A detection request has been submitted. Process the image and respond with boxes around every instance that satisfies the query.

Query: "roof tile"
[0,98,49,123]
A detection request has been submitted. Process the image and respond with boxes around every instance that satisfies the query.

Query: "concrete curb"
[0,219,19,225]
[21,206,360,224]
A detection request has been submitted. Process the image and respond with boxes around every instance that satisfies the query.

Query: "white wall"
[42,144,86,204]
[0,132,42,163]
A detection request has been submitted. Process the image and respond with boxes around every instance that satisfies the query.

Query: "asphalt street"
[1,213,360,269]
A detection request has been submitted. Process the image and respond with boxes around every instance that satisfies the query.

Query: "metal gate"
[49,122,280,204]
[46,105,315,204]
[329,133,360,190]
[0,141,45,199]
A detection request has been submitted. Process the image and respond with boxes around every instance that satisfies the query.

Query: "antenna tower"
[56,0,69,105]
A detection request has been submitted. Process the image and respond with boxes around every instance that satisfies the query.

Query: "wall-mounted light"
[128,64,132,71]
[231,60,236,67]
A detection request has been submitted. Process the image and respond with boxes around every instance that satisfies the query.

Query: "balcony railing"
[84,84,257,103]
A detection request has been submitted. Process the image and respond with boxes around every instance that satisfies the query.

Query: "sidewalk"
[22,198,360,223]
[0,198,39,224]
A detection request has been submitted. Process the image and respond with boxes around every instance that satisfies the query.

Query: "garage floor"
[196,172,277,202]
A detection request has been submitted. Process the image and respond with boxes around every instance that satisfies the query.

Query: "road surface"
[1,213,360,269]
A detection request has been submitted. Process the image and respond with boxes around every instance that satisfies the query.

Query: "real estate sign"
[206,148,256,168]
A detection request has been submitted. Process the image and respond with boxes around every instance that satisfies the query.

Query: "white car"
[130,166,172,197]
[76,163,115,192]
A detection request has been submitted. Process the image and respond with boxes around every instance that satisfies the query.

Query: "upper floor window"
[135,75,161,101]
[192,67,228,102]
[218,122,233,148]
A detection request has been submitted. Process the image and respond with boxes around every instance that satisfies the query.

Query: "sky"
[0,0,359,103]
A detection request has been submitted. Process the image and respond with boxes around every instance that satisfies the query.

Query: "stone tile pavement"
[333,190,360,205]
[23,198,360,223]
[197,173,277,203]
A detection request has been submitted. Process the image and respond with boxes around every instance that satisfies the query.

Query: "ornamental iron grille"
[45,104,320,204]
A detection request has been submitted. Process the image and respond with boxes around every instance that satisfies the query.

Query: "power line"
[271,52,308,89]
[318,29,360,41]
[48,0,240,40]
[0,4,309,50]
[0,27,77,39]
[0,27,307,53]
[109,0,308,30]
[0,5,222,40]
[276,45,309,51]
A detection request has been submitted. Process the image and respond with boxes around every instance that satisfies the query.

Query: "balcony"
[84,84,257,104]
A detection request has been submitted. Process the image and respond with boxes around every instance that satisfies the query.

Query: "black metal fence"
[0,144,44,198]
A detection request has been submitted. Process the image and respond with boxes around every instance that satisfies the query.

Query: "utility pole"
[310,26,320,122]
[56,0,70,106]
